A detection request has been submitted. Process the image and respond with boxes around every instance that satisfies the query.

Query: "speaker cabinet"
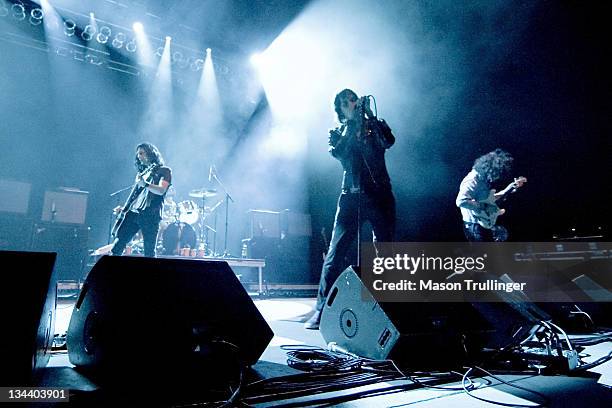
[0,215,33,250]
[67,256,274,386]
[0,251,56,386]
[320,266,547,369]
[30,222,89,281]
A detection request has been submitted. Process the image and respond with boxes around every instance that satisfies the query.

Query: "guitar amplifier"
[248,209,281,239]
[0,179,31,214]
[41,188,89,224]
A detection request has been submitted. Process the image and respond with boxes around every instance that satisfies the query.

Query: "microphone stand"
[355,97,368,268]
[107,185,133,244]
[211,168,234,257]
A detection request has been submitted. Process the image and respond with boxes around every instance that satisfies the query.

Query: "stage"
[34,295,612,407]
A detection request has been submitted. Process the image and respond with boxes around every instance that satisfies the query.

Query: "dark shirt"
[131,165,172,219]
[328,117,395,194]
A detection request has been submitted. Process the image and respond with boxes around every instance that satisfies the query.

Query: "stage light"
[29,7,43,25]
[97,26,111,44]
[191,58,204,71]
[133,22,143,32]
[206,48,211,54]
[250,53,263,68]
[11,3,25,20]
[165,36,171,42]
[81,24,96,41]
[112,32,126,48]
[84,54,103,66]
[64,19,76,37]
[125,39,137,52]
[171,51,183,65]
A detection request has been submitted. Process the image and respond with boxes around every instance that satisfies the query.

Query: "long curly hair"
[134,142,164,171]
[333,88,358,123]
[473,148,513,184]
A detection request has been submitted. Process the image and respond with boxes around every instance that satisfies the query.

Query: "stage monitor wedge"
[0,251,56,386]
[67,256,274,384]
[320,266,546,369]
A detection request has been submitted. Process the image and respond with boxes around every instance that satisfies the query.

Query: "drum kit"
[124,187,222,256]
[159,187,223,256]
[118,164,234,257]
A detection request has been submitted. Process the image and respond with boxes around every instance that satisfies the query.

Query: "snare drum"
[178,200,199,225]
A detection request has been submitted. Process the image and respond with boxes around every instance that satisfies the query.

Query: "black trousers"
[315,190,395,311]
[111,209,161,257]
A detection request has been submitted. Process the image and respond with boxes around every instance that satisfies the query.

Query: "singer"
[111,142,172,257]
[305,89,396,330]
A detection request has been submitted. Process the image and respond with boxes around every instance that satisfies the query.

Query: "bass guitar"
[473,176,527,229]
[111,163,159,238]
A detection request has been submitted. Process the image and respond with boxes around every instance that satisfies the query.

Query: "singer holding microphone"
[305,89,396,329]
[111,142,172,257]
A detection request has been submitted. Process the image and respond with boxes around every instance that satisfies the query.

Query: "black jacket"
[328,117,395,194]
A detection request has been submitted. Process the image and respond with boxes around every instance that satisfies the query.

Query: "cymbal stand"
[197,196,207,255]
[210,167,234,257]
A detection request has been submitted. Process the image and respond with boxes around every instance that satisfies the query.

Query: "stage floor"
[39,296,612,407]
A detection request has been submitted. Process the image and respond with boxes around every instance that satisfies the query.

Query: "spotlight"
[29,7,43,26]
[206,48,211,54]
[97,26,111,44]
[172,51,183,64]
[11,3,25,21]
[165,36,171,42]
[250,53,263,67]
[85,54,103,66]
[64,19,76,37]
[133,22,143,32]
[125,39,137,52]
[112,32,126,48]
[81,24,96,41]
[190,58,204,71]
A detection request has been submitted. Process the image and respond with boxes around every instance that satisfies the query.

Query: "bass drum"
[161,222,197,255]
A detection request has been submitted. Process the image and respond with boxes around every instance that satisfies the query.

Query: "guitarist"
[111,142,172,257]
[456,148,525,242]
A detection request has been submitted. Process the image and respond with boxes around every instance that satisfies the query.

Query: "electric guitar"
[473,176,527,229]
[111,163,159,238]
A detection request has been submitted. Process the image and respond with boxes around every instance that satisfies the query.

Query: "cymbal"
[189,188,217,198]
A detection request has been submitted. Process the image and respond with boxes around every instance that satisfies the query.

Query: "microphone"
[208,165,214,182]
[359,96,370,117]
[51,201,57,222]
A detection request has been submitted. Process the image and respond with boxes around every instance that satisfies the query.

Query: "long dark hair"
[333,88,358,123]
[134,142,164,171]
[473,148,513,184]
